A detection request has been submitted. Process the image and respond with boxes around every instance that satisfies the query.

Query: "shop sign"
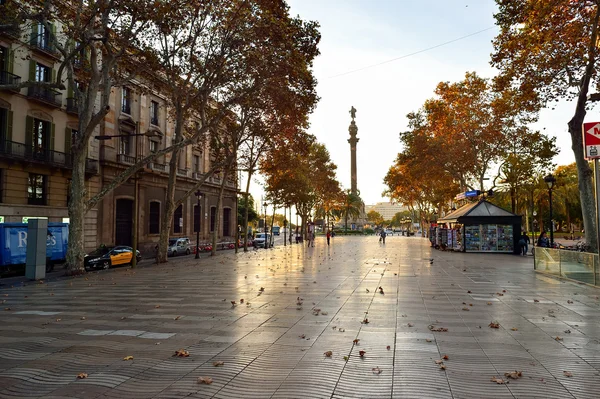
[583,121,600,160]
[455,190,480,200]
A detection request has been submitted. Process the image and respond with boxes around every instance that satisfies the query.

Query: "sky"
[251,0,578,211]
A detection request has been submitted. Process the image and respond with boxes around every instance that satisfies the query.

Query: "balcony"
[27,86,62,108]
[192,171,203,179]
[0,140,97,174]
[117,154,136,165]
[150,162,166,172]
[177,168,188,178]
[29,37,59,58]
[0,71,21,92]
[66,97,78,115]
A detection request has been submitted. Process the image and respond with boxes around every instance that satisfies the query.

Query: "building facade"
[0,14,238,256]
[365,202,408,221]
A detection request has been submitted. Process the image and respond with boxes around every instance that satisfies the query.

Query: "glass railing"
[534,248,598,286]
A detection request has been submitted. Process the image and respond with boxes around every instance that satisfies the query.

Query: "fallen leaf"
[198,376,213,384]
[439,363,446,370]
[504,371,522,379]
[408,323,414,327]
[324,351,333,357]
[359,350,366,357]
[490,376,506,384]
[511,328,518,331]
[123,356,134,361]
[343,356,349,361]
[386,345,391,350]
[259,287,265,292]
[240,299,244,304]
[468,290,472,293]
[442,355,449,360]
[372,366,382,374]
[502,290,506,293]
[567,300,573,304]
[489,322,500,329]
[563,371,573,377]
[564,329,571,334]
[212,361,224,367]
[231,301,236,305]
[462,307,470,311]
[174,316,181,320]
[174,349,190,357]
[353,339,360,345]
[155,305,161,308]
[487,302,493,305]
[76,372,88,379]
[533,299,540,303]
[497,293,504,296]
[428,325,448,332]
[299,334,306,339]
[435,359,444,365]
[555,336,563,341]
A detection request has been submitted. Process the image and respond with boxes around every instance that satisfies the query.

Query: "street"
[1,235,600,398]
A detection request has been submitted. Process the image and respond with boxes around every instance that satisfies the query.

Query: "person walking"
[519,232,531,256]
[289,229,293,244]
[326,230,331,246]
[380,229,387,244]
[537,231,549,248]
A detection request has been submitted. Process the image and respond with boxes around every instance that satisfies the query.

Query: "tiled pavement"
[1,236,600,398]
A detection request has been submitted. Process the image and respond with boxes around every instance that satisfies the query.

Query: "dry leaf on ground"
[504,371,522,379]
[555,336,563,341]
[353,339,360,345]
[324,351,333,357]
[439,363,446,370]
[212,361,224,367]
[511,328,518,331]
[490,376,506,384]
[76,373,88,379]
[442,355,449,360]
[198,376,213,384]
[372,367,382,374]
[563,371,573,377]
[155,305,161,308]
[123,356,134,361]
[359,350,366,357]
[489,322,500,329]
[174,349,190,357]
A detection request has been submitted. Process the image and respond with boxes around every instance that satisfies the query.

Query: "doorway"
[115,198,133,246]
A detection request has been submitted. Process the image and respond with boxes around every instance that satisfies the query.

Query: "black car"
[84,245,141,270]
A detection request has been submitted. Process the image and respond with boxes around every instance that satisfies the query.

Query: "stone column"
[348,120,359,196]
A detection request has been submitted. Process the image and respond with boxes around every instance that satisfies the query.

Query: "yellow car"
[84,245,141,270]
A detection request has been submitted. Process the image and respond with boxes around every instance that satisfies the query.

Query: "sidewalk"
[1,236,599,398]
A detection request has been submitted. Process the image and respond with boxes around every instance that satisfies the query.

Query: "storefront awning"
[438,200,521,225]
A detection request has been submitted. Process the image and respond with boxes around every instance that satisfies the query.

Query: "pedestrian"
[380,229,387,244]
[519,232,531,256]
[289,229,293,244]
[537,231,549,248]
[326,230,331,246]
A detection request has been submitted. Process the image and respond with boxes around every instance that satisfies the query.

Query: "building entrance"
[115,198,133,246]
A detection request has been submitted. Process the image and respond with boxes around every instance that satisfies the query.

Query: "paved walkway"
[1,236,600,398]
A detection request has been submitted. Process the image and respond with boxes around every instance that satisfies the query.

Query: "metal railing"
[177,168,188,177]
[30,37,57,54]
[534,247,598,286]
[27,86,62,107]
[0,140,97,174]
[0,70,21,86]
[66,97,78,114]
[150,162,166,172]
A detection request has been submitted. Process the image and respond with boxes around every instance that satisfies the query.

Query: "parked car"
[385,229,394,236]
[84,245,141,270]
[253,233,272,248]
[168,237,191,256]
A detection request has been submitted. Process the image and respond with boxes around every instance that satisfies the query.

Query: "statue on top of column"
[349,106,356,121]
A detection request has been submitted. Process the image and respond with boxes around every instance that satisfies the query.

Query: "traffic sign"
[583,121,600,159]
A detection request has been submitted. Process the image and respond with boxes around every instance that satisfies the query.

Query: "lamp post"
[544,174,556,248]
[195,190,202,259]
[95,129,162,268]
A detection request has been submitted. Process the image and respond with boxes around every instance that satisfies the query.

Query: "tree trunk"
[270,204,276,247]
[157,147,180,263]
[211,170,228,256]
[243,171,252,252]
[65,150,87,275]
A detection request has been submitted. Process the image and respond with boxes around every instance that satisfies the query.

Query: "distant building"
[366,202,408,221]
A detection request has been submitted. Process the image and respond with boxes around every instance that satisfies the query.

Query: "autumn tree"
[367,210,384,226]
[491,0,600,249]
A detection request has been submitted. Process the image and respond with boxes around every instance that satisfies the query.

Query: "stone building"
[0,14,237,256]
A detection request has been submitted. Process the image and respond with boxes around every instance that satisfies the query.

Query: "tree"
[340,191,363,231]
[238,195,258,229]
[491,0,600,249]
[367,210,384,226]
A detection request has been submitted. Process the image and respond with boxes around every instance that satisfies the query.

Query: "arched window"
[173,204,183,233]
[149,202,160,234]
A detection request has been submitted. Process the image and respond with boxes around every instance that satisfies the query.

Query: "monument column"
[348,106,359,195]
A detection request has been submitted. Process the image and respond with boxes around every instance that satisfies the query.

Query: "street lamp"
[195,190,202,259]
[95,128,163,268]
[544,174,557,248]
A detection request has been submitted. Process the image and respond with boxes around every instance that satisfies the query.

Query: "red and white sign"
[583,122,600,160]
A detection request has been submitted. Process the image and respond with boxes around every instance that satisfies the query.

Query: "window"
[0,46,7,73]
[223,208,231,236]
[173,204,182,233]
[0,169,3,203]
[149,140,158,154]
[35,63,50,82]
[193,205,201,233]
[119,135,130,155]
[193,155,200,173]
[210,206,216,232]
[150,101,159,126]
[28,173,47,205]
[35,23,52,49]
[32,118,49,155]
[149,201,160,234]
[121,87,131,114]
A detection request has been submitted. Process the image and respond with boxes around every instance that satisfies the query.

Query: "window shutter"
[64,127,71,154]
[6,110,13,142]
[51,68,56,85]
[7,49,14,73]
[29,60,36,82]
[50,123,55,150]
[30,22,37,45]
[25,116,33,148]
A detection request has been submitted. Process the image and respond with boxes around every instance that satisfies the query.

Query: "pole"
[549,187,554,248]
[595,159,600,255]
[132,123,139,268]
[284,205,287,247]
[195,192,200,259]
